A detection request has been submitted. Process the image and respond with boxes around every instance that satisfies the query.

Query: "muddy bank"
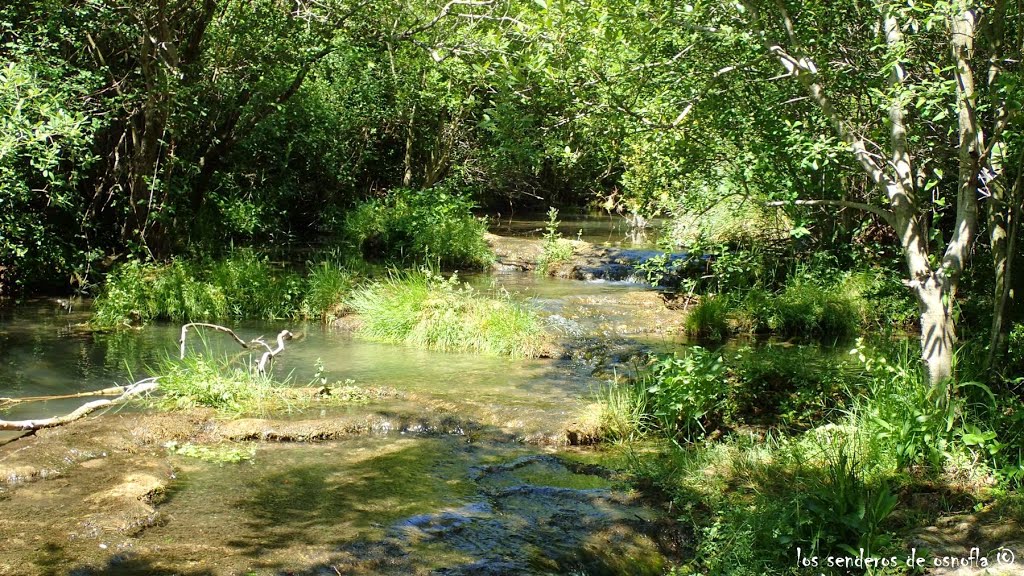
[0,411,678,575]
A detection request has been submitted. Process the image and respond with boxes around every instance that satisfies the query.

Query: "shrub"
[343,188,492,269]
[345,270,550,357]
[1008,323,1024,376]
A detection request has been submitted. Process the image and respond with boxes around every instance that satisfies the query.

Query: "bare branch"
[0,378,160,432]
[398,0,494,39]
[179,322,249,359]
[765,199,896,227]
[256,330,294,375]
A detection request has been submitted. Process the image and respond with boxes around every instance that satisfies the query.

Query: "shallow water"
[0,264,692,574]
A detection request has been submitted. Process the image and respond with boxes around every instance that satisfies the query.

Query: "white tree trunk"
[916,277,955,387]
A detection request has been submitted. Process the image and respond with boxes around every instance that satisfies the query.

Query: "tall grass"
[93,250,357,327]
[346,270,550,357]
[156,353,288,416]
[684,294,730,340]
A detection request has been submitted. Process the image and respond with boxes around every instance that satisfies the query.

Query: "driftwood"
[179,322,249,359]
[253,330,294,375]
[0,386,132,409]
[179,323,294,376]
[0,378,160,432]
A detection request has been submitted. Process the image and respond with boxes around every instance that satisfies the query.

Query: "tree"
[729,0,1021,387]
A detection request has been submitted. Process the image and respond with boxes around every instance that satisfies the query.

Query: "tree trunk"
[916,276,955,387]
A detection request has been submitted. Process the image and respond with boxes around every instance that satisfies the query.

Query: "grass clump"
[346,270,550,357]
[684,295,730,340]
[343,187,492,269]
[155,354,296,416]
[726,278,863,340]
[152,353,374,417]
[93,250,357,327]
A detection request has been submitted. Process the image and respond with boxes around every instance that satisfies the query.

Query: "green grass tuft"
[346,270,550,358]
[684,294,730,340]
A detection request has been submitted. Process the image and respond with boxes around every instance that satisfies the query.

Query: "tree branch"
[765,199,896,227]
[0,378,160,432]
[179,322,249,359]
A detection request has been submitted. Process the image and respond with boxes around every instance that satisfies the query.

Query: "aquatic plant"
[166,441,256,464]
[153,351,372,417]
[346,270,550,358]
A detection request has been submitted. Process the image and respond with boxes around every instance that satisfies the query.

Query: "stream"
[0,222,688,575]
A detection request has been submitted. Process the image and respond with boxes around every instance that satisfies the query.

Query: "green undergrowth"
[599,345,858,443]
[346,269,551,357]
[685,269,915,342]
[342,187,493,269]
[152,353,368,417]
[92,249,359,328]
[598,341,1024,575]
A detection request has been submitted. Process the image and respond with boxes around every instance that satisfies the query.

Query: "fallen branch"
[179,322,250,359]
[1,323,299,433]
[0,386,132,409]
[179,323,297,375]
[0,378,160,432]
[255,330,294,375]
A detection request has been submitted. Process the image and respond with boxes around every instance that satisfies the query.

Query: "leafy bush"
[0,58,99,293]
[1008,323,1024,376]
[602,348,727,441]
[346,270,550,357]
[343,188,492,269]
